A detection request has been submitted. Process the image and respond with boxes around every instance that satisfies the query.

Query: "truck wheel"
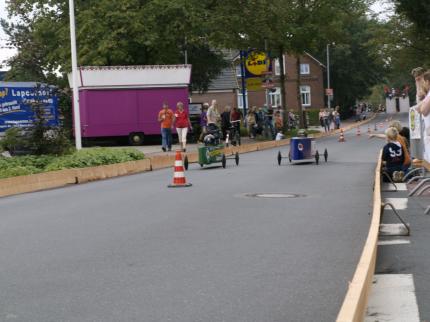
[128,132,144,146]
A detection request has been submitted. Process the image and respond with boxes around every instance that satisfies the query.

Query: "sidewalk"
[365,178,430,321]
[122,115,372,157]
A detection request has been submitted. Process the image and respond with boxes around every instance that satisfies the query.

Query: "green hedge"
[307,109,320,126]
[0,148,145,179]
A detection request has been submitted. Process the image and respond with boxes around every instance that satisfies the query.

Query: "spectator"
[319,108,325,129]
[382,127,405,182]
[246,106,257,138]
[416,70,430,161]
[157,101,175,152]
[230,106,242,134]
[328,109,334,130]
[334,106,341,129]
[323,109,330,132]
[174,101,191,152]
[274,110,283,134]
[198,103,208,143]
[265,105,275,139]
[207,99,219,125]
[221,106,231,140]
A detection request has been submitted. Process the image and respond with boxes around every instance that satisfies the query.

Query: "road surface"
[0,116,388,322]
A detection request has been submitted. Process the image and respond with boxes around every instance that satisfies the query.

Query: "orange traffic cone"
[356,126,361,136]
[338,129,345,142]
[168,150,192,188]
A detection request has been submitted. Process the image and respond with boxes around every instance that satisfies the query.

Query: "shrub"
[0,148,145,179]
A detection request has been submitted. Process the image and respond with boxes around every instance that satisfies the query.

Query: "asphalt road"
[0,115,389,322]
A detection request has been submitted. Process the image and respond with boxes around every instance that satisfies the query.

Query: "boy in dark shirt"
[382,127,405,182]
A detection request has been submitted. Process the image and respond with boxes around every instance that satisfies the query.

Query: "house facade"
[191,51,325,113]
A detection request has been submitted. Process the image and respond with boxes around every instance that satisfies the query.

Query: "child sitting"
[382,127,405,182]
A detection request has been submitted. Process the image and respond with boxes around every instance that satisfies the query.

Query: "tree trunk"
[278,46,287,130]
[295,54,305,128]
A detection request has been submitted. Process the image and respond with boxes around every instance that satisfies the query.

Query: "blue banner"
[0,83,59,133]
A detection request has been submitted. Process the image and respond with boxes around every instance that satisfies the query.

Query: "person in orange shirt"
[158,102,175,152]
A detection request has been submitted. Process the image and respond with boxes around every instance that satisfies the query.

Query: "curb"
[336,151,382,321]
[0,114,377,198]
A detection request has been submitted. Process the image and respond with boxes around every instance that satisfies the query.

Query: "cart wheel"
[222,154,227,168]
[184,156,189,170]
[288,151,292,163]
[235,152,240,166]
[277,151,282,166]
[315,150,320,165]
[324,148,328,162]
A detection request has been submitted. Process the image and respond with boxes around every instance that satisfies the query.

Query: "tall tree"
[1,0,227,91]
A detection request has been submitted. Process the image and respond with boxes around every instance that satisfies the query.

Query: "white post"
[69,0,82,150]
[326,43,331,109]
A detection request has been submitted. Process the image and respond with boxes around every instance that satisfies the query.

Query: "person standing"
[207,99,219,126]
[198,103,209,143]
[334,106,341,129]
[158,101,175,152]
[221,106,231,140]
[247,106,257,138]
[319,109,325,129]
[174,102,191,152]
[323,109,330,132]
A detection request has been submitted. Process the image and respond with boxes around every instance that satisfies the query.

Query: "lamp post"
[326,43,331,109]
[69,0,82,150]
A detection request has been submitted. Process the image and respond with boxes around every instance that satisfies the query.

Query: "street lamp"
[69,0,82,150]
[326,42,335,109]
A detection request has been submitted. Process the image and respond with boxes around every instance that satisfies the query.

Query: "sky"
[0,0,395,71]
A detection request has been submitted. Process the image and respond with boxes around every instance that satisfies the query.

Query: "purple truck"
[69,65,191,145]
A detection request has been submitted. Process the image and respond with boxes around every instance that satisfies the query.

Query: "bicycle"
[226,120,241,146]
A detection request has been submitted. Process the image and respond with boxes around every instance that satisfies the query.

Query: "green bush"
[307,109,320,126]
[0,148,145,179]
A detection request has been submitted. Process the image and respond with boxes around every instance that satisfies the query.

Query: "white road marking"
[379,223,410,236]
[384,198,408,210]
[365,274,420,322]
[377,239,410,246]
[383,183,407,191]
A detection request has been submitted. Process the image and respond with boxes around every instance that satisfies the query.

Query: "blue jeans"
[161,128,172,150]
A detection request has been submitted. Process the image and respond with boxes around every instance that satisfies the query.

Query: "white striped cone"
[168,150,192,188]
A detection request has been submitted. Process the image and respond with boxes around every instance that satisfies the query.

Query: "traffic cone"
[356,126,361,136]
[168,150,192,188]
[338,129,345,142]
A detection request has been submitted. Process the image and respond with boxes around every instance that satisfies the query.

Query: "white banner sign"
[409,106,421,139]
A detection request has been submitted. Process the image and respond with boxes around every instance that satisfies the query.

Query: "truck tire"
[128,132,144,146]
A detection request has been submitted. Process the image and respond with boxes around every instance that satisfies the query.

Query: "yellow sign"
[246,78,265,92]
[246,51,269,77]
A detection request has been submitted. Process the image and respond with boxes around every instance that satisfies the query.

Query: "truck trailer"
[69,65,191,145]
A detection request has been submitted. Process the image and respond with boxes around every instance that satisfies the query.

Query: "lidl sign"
[245,51,271,78]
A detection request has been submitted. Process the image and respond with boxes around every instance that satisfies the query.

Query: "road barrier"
[0,114,376,198]
[336,152,382,322]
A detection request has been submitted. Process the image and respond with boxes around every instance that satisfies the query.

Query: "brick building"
[191,51,325,113]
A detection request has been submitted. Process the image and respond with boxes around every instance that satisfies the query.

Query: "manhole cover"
[245,193,305,199]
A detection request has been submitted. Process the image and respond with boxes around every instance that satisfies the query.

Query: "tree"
[1,0,227,91]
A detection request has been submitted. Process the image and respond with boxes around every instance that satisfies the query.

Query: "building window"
[237,91,248,109]
[300,63,310,75]
[274,57,285,76]
[236,64,243,77]
[300,86,311,106]
[269,87,282,107]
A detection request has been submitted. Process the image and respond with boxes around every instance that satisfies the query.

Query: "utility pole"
[264,39,270,110]
[69,0,82,150]
[326,43,331,109]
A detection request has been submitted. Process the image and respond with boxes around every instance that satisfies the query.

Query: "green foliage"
[1,0,227,92]
[0,128,26,153]
[0,148,145,179]
[306,110,320,126]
